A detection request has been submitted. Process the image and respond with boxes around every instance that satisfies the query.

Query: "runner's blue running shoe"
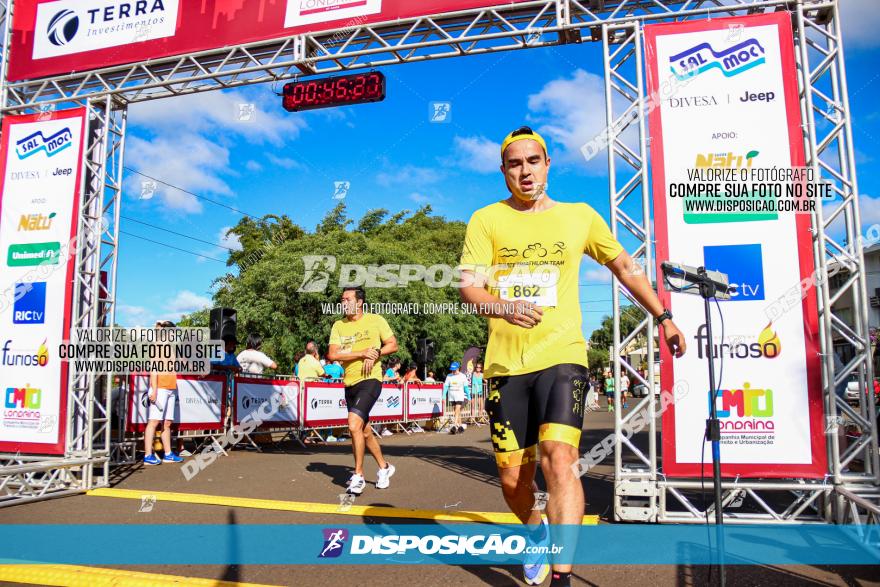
[523,518,550,585]
[163,452,184,463]
[143,454,161,466]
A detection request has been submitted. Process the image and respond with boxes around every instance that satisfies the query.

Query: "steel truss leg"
[606,0,880,524]
[794,0,880,521]
[603,20,658,522]
[0,96,125,506]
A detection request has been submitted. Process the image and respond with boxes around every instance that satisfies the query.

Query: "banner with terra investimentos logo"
[0,108,86,454]
[646,12,826,478]
[8,0,535,82]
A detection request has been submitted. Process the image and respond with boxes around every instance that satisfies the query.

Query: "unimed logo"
[7,242,61,267]
[319,529,348,558]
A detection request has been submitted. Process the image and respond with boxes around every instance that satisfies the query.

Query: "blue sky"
[116,2,880,343]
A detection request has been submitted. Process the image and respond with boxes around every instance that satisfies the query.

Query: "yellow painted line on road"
[88,487,599,525]
[0,564,281,587]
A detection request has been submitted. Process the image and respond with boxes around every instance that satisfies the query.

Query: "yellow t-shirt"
[460,201,623,378]
[297,354,325,380]
[329,313,394,386]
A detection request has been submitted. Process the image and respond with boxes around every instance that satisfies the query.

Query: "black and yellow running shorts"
[486,363,588,468]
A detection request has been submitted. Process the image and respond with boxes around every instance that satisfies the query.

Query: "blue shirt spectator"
[324,360,345,381]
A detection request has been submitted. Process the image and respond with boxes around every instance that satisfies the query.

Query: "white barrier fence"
[117,376,486,457]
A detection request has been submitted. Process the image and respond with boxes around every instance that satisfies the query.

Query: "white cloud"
[126,87,309,213]
[129,89,307,147]
[218,226,242,251]
[409,192,431,203]
[840,0,880,49]
[583,267,612,284]
[526,69,611,171]
[166,290,213,315]
[125,133,231,212]
[376,165,443,187]
[451,136,500,174]
[117,304,150,326]
[267,154,300,169]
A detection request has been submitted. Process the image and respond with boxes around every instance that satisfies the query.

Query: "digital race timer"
[282,72,386,112]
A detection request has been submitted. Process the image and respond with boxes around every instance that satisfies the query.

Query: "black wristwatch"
[655,308,672,324]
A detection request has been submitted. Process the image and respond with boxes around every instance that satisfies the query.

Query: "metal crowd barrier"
[111,373,490,463]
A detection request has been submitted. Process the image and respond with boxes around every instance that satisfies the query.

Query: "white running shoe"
[376,463,396,489]
[381,428,393,437]
[347,473,366,495]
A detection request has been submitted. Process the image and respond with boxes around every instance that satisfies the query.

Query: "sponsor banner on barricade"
[126,373,225,432]
[303,381,348,428]
[233,377,299,428]
[406,383,443,420]
[369,384,404,423]
[0,108,86,455]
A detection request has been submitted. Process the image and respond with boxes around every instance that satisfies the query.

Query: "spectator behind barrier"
[323,358,345,381]
[298,341,327,380]
[402,363,421,384]
[144,320,185,466]
[443,361,470,434]
[384,358,402,383]
[237,333,278,375]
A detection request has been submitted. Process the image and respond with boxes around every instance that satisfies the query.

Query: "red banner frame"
[646,12,826,478]
[0,108,85,455]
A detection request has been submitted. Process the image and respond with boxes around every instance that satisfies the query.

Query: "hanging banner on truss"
[646,13,826,478]
[0,108,86,455]
[8,0,534,82]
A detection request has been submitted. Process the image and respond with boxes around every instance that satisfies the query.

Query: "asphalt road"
[0,402,877,587]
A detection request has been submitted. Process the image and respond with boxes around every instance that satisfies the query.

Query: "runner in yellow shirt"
[459,126,686,587]
[327,286,399,495]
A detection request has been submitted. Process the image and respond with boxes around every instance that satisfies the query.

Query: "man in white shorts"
[144,320,184,465]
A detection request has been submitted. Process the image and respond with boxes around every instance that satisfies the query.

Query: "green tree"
[182,204,487,373]
[589,305,646,351]
[587,347,609,372]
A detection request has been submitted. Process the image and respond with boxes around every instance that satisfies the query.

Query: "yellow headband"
[500,128,548,161]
